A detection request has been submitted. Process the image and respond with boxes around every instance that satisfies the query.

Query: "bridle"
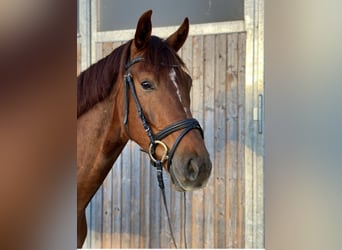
[123,56,203,248]
[123,56,203,170]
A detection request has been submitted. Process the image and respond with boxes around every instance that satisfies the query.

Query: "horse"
[77,10,212,248]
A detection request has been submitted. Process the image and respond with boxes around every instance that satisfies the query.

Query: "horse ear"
[166,18,189,52]
[133,10,152,51]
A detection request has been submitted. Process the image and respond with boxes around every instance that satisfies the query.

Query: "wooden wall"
[78,32,247,248]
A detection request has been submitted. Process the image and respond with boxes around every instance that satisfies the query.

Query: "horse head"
[120,10,212,191]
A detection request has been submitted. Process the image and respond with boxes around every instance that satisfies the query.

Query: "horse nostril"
[187,159,199,181]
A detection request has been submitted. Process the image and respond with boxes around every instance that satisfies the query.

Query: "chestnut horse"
[77,10,212,248]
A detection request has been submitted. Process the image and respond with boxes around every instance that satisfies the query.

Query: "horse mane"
[77,42,130,118]
[77,36,186,118]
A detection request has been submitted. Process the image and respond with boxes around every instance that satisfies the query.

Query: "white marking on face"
[169,68,188,114]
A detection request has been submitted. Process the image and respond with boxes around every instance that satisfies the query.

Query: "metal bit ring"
[148,140,169,163]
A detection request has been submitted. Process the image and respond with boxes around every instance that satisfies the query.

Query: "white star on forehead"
[169,68,188,115]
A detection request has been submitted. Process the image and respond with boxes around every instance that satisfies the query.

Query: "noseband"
[123,56,203,171]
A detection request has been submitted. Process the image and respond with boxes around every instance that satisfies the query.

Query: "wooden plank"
[111,157,122,248]
[203,34,216,248]
[139,153,151,248]
[102,42,114,57]
[255,2,265,247]
[160,174,172,248]
[102,167,112,248]
[94,21,245,42]
[84,203,91,247]
[191,35,205,248]
[226,32,239,248]
[90,0,97,64]
[90,185,103,248]
[120,142,132,248]
[244,1,253,248]
[214,34,227,248]
[237,32,247,248]
[170,186,182,248]
[244,1,265,248]
[96,42,102,61]
[78,0,91,71]
[149,159,161,248]
[181,37,194,103]
[130,142,141,247]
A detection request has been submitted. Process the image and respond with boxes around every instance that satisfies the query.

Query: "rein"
[123,56,203,248]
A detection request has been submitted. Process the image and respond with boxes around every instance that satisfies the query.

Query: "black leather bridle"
[123,56,203,171]
[123,56,203,248]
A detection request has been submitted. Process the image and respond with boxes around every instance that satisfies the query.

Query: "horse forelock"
[143,36,186,73]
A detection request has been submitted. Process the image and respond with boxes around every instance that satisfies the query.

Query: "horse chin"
[169,170,187,192]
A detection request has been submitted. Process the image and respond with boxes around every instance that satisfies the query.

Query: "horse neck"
[77,83,128,208]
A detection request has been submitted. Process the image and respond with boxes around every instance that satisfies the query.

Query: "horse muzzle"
[169,154,212,192]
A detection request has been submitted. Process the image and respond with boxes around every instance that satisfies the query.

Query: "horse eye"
[141,80,154,90]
